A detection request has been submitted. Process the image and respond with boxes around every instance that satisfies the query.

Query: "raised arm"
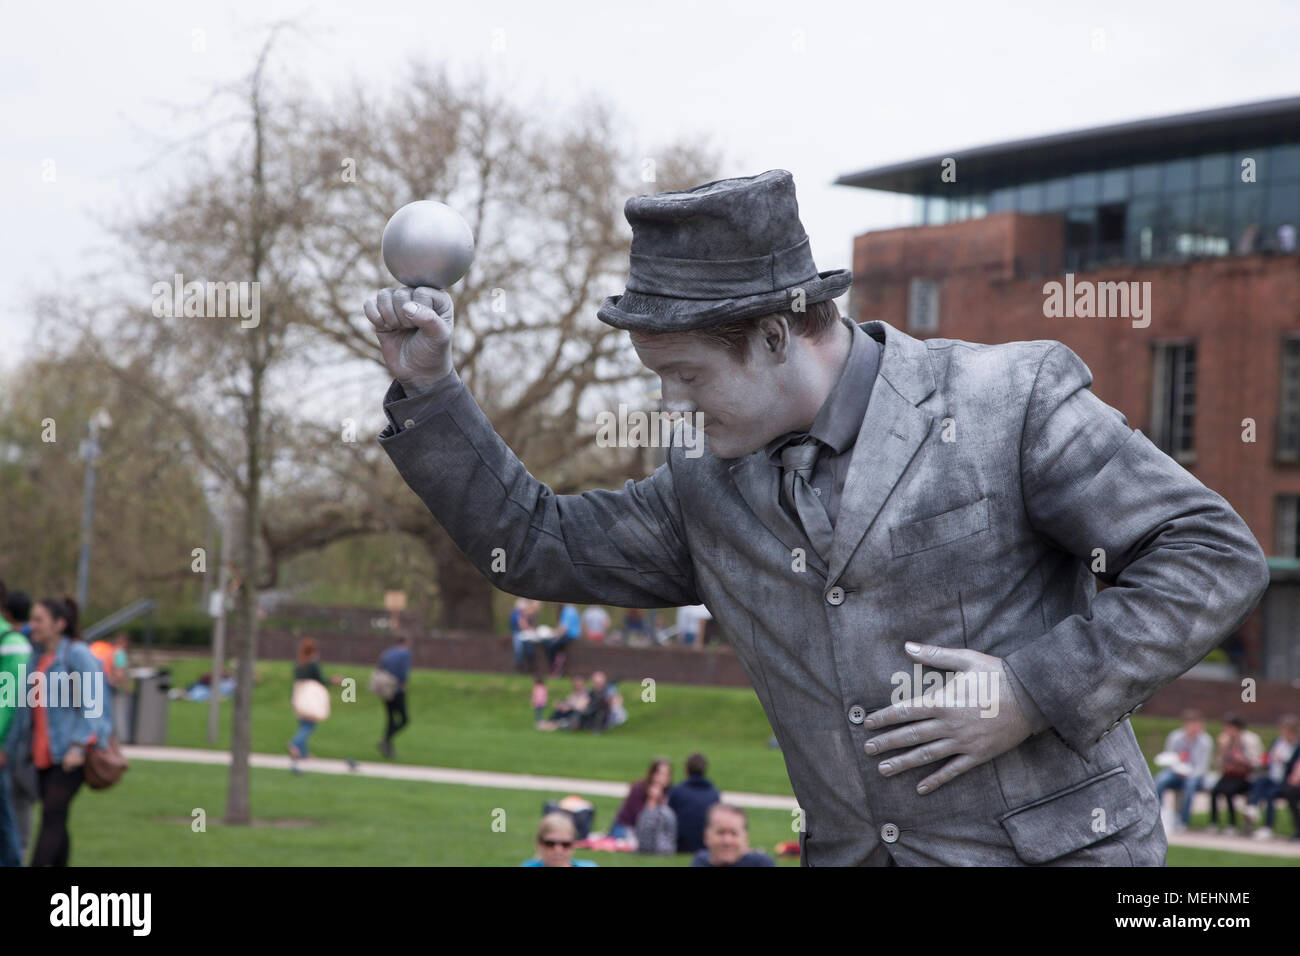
[365,286,700,610]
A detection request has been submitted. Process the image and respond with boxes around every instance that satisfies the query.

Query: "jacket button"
[880,823,899,843]
[825,586,845,606]
[848,704,866,725]
[403,419,416,430]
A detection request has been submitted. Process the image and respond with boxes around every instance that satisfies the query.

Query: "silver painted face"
[632,331,791,460]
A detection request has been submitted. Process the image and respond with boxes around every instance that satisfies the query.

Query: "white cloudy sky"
[1,0,1296,366]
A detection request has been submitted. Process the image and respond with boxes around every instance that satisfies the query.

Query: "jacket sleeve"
[377,377,700,608]
[1003,344,1270,755]
[74,645,112,749]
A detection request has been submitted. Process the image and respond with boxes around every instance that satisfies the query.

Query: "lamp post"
[207,481,233,745]
[75,408,112,609]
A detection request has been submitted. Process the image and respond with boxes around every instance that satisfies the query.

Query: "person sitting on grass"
[606,688,628,730]
[580,671,614,732]
[690,804,775,867]
[519,813,598,867]
[668,752,720,853]
[610,757,672,840]
[544,676,589,731]
[634,780,677,855]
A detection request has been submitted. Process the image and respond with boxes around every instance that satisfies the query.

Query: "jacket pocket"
[890,496,990,558]
[997,765,1143,865]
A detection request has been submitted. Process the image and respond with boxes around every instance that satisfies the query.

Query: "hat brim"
[596,269,852,333]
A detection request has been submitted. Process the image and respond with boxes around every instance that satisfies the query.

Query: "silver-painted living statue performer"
[363,169,1268,866]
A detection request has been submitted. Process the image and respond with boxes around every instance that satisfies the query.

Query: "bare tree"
[48,33,721,823]
[281,69,720,627]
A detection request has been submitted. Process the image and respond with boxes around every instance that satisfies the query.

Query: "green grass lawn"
[159,658,1291,797]
[54,760,1297,866]
[65,760,799,866]
[124,657,1295,865]
[161,658,795,794]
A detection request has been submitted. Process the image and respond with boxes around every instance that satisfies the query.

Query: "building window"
[989,187,1016,213]
[1277,495,1300,558]
[1070,171,1100,205]
[1271,143,1300,181]
[1163,158,1195,192]
[1016,182,1044,213]
[907,278,940,333]
[1196,153,1231,189]
[1133,162,1163,195]
[1150,342,1197,463]
[1279,336,1300,462]
[1100,168,1130,203]
[1265,181,1300,249]
[925,195,949,225]
[1042,177,1070,211]
[1231,181,1266,252]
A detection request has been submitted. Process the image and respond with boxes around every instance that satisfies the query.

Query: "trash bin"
[129,667,171,745]
[112,688,134,744]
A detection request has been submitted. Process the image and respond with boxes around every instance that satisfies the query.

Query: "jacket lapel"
[728,453,830,579]
[825,320,937,586]
[723,319,935,587]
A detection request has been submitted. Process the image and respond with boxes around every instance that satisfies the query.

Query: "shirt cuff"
[381,371,466,436]
[1001,659,1050,735]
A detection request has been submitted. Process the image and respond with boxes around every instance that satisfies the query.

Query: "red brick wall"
[849,218,1300,557]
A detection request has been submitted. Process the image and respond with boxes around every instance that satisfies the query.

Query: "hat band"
[625,237,818,300]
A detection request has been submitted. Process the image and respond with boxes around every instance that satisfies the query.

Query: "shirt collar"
[765,316,881,462]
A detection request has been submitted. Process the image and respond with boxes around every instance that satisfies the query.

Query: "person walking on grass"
[5,597,111,866]
[375,636,412,759]
[288,638,355,775]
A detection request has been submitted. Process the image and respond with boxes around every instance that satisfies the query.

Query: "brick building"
[837,96,1300,679]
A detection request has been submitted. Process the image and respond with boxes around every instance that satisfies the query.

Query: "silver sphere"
[381,200,475,289]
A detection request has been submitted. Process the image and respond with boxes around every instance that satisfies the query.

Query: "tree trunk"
[225,379,262,825]
[429,530,496,631]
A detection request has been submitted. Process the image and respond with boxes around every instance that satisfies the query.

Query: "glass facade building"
[840,99,1300,273]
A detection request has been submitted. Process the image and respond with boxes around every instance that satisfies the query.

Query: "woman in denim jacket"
[4,597,111,866]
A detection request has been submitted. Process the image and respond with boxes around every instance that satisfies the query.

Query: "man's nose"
[661,395,696,418]
[658,381,696,415]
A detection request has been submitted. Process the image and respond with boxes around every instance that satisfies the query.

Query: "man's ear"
[754,314,790,362]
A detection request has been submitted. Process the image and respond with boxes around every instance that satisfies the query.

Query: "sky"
[2,0,1297,366]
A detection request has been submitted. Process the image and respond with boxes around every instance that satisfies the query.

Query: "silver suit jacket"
[377,318,1269,866]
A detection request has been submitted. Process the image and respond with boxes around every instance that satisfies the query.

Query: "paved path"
[123,745,1300,858]
[122,745,797,809]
